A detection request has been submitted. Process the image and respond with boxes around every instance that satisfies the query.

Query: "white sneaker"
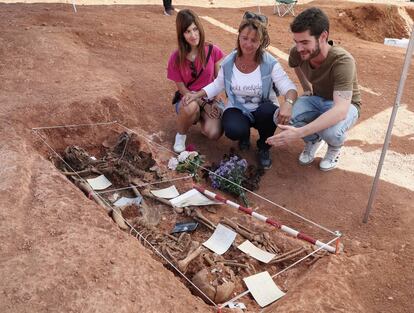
[319,145,341,171]
[173,133,186,153]
[299,140,325,165]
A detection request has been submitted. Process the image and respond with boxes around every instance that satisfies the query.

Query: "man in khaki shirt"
[267,7,360,171]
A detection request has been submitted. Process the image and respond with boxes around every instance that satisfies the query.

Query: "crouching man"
[267,7,361,171]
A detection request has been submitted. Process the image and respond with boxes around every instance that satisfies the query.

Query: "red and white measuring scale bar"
[194,185,337,254]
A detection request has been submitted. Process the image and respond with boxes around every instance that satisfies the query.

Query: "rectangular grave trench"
[33,122,335,311]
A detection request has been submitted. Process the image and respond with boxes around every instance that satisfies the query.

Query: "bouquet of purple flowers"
[209,154,248,204]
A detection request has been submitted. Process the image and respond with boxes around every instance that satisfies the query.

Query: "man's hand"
[266,124,303,147]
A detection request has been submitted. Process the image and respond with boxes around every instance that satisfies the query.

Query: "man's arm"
[266,90,352,146]
[296,90,351,137]
[294,67,312,94]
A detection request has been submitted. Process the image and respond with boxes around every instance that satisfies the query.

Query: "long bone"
[268,246,306,264]
[220,217,255,241]
[178,245,205,273]
[192,209,216,231]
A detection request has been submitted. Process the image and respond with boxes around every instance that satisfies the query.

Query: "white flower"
[178,151,190,162]
[167,157,179,170]
[187,151,199,160]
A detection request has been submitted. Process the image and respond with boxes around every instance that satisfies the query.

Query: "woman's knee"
[202,127,223,140]
[201,119,223,140]
[178,101,199,118]
[223,124,248,140]
[222,109,250,140]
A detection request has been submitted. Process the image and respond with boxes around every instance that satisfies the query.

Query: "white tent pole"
[72,1,77,13]
[363,27,414,223]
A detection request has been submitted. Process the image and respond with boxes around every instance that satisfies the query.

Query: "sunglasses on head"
[190,61,197,79]
[243,11,268,25]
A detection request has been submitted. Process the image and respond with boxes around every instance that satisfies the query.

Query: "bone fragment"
[111,206,129,230]
[192,209,216,229]
[221,217,254,241]
[217,261,249,269]
[178,245,204,273]
[269,247,306,264]
[141,189,174,207]
[72,177,112,213]
[193,217,215,231]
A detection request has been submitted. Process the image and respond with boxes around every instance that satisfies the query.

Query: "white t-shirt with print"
[203,62,296,111]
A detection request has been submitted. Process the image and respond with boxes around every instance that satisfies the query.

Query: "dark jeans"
[163,0,172,10]
[222,102,277,150]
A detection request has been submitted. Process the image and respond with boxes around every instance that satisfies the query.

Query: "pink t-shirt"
[167,44,224,92]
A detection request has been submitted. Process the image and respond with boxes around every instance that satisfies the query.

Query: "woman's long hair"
[236,18,270,64]
[175,9,206,68]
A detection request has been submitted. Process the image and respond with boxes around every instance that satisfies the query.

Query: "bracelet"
[285,98,294,105]
[199,100,207,110]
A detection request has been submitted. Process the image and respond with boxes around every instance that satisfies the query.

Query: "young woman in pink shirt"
[167,9,224,153]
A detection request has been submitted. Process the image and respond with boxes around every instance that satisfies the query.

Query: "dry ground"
[0,0,413,312]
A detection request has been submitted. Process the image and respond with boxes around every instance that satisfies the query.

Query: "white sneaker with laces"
[319,145,341,171]
[173,133,186,153]
[298,140,325,165]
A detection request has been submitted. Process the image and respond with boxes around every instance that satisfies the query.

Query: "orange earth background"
[0,0,413,312]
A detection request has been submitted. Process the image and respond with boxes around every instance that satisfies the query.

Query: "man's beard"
[300,40,321,60]
[308,40,321,59]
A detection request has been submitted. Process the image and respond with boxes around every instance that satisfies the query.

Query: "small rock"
[388,296,393,300]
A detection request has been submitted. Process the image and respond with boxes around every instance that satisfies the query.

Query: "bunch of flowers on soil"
[208,153,249,204]
[168,150,204,179]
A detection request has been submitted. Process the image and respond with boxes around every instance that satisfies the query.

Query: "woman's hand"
[182,92,199,106]
[276,101,292,125]
[205,101,222,119]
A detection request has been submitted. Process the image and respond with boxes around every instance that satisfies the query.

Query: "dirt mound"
[336,5,409,42]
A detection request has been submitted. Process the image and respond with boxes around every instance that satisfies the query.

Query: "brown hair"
[236,18,270,63]
[175,9,206,68]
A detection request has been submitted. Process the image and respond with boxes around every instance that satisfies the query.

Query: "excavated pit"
[33,124,334,311]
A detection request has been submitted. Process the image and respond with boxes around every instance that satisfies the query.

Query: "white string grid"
[32,121,343,309]
[96,174,194,195]
[117,122,338,236]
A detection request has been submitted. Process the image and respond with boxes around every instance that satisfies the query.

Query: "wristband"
[285,98,294,105]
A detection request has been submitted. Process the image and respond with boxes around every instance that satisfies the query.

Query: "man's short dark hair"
[290,7,330,39]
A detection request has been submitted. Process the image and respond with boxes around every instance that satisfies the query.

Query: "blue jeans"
[291,96,359,147]
[222,101,278,150]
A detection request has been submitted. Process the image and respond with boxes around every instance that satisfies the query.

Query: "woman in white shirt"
[183,12,297,169]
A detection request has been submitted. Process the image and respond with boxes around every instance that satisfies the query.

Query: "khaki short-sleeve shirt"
[289,46,361,110]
